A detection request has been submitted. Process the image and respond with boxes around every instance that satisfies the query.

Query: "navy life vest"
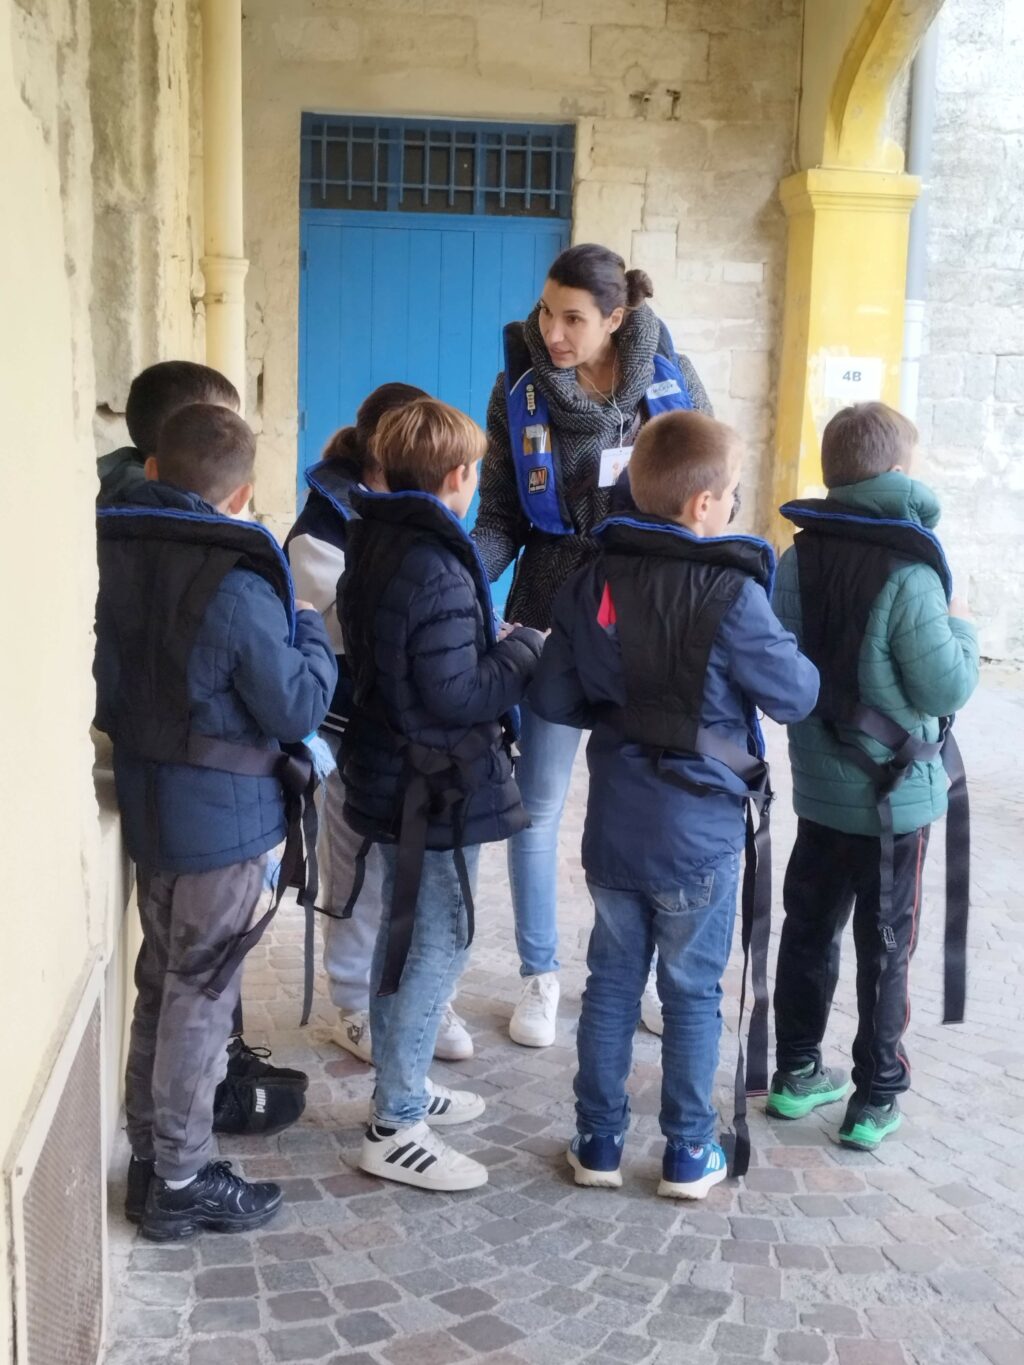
[594,515,777,1179]
[96,505,325,1024]
[339,491,519,997]
[503,320,694,536]
[781,498,969,1026]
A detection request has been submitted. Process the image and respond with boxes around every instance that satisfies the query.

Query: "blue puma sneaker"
[567,1132,624,1188]
[658,1140,728,1200]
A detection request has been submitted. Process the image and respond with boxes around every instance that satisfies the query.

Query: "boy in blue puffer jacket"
[531,411,819,1198]
[768,402,979,1149]
[339,398,545,1193]
[94,404,337,1240]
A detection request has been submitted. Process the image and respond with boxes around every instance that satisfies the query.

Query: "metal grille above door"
[300,115,574,219]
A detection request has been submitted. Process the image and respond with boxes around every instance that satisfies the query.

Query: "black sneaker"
[140,1160,282,1241]
[224,1036,308,1090]
[838,1095,902,1150]
[212,1072,306,1137]
[766,1064,850,1120]
[125,1155,154,1224]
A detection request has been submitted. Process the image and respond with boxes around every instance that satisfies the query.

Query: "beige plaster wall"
[242,0,804,540]
[1,0,201,1354]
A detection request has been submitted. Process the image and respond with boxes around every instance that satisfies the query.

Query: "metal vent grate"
[18,996,104,1365]
[301,115,574,218]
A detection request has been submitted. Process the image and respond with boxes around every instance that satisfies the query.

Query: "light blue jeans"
[507,704,582,976]
[369,844,480,1128]
[575,854,740,1146]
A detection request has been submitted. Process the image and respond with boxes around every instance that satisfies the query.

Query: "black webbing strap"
[377,735,487,997]
[825,708,968,1022]
[338,835,375,920]
[940,730,970,1023]
[640,741,772,1181]
[186,736,323,1024]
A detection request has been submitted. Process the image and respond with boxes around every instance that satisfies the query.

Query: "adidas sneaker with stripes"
[359,1120,488,1191]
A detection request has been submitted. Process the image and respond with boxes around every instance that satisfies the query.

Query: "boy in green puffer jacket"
[767,402,978,1149]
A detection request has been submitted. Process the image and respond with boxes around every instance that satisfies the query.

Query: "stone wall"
[920,0,1024,659]
[0,1,201,1355]
[242,0,803,539]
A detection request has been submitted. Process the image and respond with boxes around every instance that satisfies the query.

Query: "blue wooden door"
[297,117,573,605]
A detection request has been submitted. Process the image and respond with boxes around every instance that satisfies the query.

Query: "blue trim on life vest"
[305,459,355,523]
[97,504,297,642]
[779,502,952,600]
[503,331,694,536]
[596,515,777,596]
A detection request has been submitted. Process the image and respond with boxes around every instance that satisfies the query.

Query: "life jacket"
[781,498,969,1026]
[96,504,325,1024]
[594,515,777,1179]
[503,320,694,536]
[339,490,520,997]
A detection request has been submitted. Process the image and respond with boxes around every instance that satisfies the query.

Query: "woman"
[473,243,713,1048]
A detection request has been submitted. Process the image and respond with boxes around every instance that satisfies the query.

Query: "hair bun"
[321,424,361,463]
[625,268,654,308]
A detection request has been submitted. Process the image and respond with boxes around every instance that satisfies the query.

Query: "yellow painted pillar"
[772,168,919,521]
[201,0,248,407]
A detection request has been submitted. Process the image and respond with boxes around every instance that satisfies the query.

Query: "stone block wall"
[921,0,1024,659]
[242,0,803,537]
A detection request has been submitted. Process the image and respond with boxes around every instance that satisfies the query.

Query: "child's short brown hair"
[126,361,240,456]
[629,410,741,520]
[373,398,486,495]
[821,402,917,489]
[156,403,256,505]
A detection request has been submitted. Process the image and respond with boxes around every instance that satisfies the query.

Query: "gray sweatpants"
[124,854,272,1181]
[320,766,384,1014]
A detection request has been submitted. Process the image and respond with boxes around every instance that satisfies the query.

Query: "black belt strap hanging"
[940,730,969,1024]
[647,745,772,1181]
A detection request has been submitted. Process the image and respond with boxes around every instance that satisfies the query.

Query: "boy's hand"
[295,599,316,613]
[497,620,521,641]
[949,595,971,620]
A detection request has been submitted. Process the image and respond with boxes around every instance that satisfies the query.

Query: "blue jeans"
[507,704,582,976]
[370,844,480,1128]
[575,854,740,1146]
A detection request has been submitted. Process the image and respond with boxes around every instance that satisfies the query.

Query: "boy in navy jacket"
[532,411,818,1198]
[94,404,336,1240]
[339,398,544,1193]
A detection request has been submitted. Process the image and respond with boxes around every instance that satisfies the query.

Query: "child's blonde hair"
[373,398,486,495]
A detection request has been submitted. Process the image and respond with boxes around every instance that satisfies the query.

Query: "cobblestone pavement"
[105,671,1024,1365]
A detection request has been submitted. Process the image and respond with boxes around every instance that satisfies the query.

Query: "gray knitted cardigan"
[472,302,713,630]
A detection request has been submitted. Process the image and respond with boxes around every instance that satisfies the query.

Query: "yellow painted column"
[201,0,248,407]
[771,168,919,536]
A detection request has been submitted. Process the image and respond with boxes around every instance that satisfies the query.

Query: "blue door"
[297,116,574,603]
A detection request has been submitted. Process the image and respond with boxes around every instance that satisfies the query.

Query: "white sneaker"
[509,972,559,1048]
[359,1119,488,1191]
[640,975,664,1037]
[434,1004,474,1061]
[424,1077,484,1126]
[367,1077,485,1128]
[334,1010,373,1064]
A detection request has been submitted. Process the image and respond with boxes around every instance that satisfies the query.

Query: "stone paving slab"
[104,672,1024,1364]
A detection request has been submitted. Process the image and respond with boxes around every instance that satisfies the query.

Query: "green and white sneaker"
[838,1096,902,1150]
[766,1063,850,1120]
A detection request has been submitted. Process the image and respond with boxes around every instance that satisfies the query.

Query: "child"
[531,410,819,1198]
[286,383,473,1066]
[338,398,544,1191]
[94,403,337,1239]
[98,359,308,1151]
[97,360,240,505]
[768,401,978,1149]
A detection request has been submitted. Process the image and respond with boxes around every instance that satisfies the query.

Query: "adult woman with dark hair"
[287,383,477,1069]
[473,243,713,1048]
